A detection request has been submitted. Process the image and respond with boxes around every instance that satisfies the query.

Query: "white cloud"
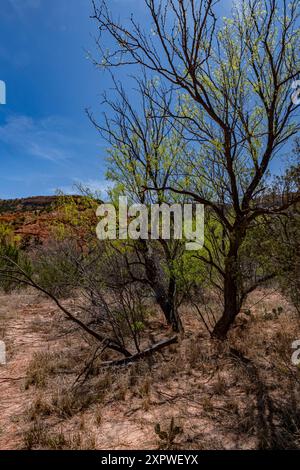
[56,178,110,197]
[0,114,80,162]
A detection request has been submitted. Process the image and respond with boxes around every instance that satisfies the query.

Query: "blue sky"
[0,0,233,199]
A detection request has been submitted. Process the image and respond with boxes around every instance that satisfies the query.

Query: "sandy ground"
[0,288,299,450]
[0,292,56,449]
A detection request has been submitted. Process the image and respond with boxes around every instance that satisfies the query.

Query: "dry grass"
[23,420,96,450]
[0,288,300,450]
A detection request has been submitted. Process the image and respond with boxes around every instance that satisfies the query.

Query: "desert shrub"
[0,242,32,293]
[0,221,32,292]
[8,226,173,362]
[32,240,82,298]
[262,162,300,313]
[66,243,154,353]
[273,212,300,314]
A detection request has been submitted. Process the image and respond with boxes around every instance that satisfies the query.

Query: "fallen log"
[100,335,178,367]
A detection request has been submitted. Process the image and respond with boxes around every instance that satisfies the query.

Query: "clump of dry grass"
[23,421,70,450]
[25,351,74,389]
[23,419,96,450]
[50,369,117,418]
[52,387,100,418]
[26,395,53,421]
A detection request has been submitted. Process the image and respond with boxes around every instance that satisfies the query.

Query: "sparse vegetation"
[155,418,183,450]
[1,0,300,452]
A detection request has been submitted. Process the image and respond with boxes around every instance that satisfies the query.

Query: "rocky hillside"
[0,195,86,247]
[0,196,60,214]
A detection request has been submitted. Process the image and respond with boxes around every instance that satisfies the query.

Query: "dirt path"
[0,292,54,449]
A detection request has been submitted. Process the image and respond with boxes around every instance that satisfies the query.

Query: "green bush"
[0,243,32,293]
[32,241,81,298]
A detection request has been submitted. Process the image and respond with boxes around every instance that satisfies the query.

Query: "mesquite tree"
[92,0,300,339]
[88,77,188,332]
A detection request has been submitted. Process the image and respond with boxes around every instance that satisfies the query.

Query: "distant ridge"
[0,195,81,214]
[0,194,93,247]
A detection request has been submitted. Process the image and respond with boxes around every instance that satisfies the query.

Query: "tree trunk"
[140,241,183,333]
[212,268,240,339]
[212,233,242,340]
[166,273,183,333]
